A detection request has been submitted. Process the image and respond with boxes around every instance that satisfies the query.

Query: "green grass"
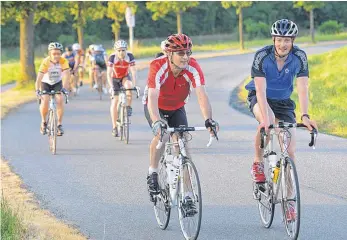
[1,59,42,86]
[1,196,26,239]
[239,46,347,138]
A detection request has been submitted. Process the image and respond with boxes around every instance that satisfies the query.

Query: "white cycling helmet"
[271,19,298,37]
[160,40,166,52]
[94,45,103,52]
[48,42,63,52]
[72,43,81,51]
[114,40,128,50]
[89,44,96,51]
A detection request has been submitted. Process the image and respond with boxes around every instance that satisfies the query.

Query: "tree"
[107,2,137,41]
[68,2,105,48]
[146,2,199,34]
[222,1,253,50]
[294,1,325,43]
[1,2,66,87]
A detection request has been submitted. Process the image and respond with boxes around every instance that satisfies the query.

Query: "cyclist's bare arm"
[195,86,212,120]
[62,69,70,89]
[129,65,136,86]
[254,77,270,128]
[35,72,44,90]
[107,66,113,88]
[73,55,79,72]
[296,76,318,130]
[147,88,161,123]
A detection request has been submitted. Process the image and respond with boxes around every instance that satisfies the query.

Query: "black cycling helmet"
[66,45,73,52]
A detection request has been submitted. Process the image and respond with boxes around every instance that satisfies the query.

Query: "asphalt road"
[2,43,347,240]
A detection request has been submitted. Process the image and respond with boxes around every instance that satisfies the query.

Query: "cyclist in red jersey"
[107,40,137,137]
[143,33,219,204]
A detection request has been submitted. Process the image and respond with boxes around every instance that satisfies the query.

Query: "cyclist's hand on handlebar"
[35,90,41,99]
[205,119,219,136]
[258,118,270,133]
[302,117,318,132]
[61,88,69,95]
[109,88,115,97]
[152,119,168,137]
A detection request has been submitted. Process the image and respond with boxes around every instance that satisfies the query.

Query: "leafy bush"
[244,19,269,39]
[57,34,76,48]
[318,20,344,34]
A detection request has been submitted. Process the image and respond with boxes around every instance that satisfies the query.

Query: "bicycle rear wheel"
[153,159,171,230]
[123,107,129,144]
[281,157,300,240]
[48,110,57,155]
[178,158,202,240]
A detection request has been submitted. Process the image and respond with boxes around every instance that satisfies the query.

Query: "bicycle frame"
[157,127,215,206]
[259,123,317,203]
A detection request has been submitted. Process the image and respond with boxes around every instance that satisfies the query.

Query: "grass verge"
[237,46,347,138]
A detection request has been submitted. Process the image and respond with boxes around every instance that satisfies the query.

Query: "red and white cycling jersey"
[107,52,135,79]
[143,55,205,111]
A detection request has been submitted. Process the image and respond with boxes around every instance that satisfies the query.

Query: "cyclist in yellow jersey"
[35,42,70,136]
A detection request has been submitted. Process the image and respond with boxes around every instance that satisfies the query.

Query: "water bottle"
[268,152,277,179]
[165,154,175,185]
[273,161,280,183]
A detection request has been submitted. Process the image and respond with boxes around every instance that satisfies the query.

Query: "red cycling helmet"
[165,33,192,52]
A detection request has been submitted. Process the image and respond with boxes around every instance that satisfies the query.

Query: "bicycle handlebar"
[259,122,318,149]
[155,126,218,149]
[110,87,140,99]
[38,90,69,104]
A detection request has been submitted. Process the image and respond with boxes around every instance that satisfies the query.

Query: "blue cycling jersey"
[245,45,309,100]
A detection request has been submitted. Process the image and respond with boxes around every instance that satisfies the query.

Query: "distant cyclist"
[63,45,78,94]
[86,44,96,89]
[35,42,70,136]
[107,40,137,137]
[154,40,166,58]
[92,45,108,94]
[72,43,85,87]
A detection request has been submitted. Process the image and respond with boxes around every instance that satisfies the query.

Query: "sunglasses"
[175,50,192,57]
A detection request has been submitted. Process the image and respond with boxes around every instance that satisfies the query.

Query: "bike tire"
[48,110,57,155]
[153,159,171,230]
[281,157,300,240]
[123,107,129,144]
[178,158,202,240]
[118,106,124,141]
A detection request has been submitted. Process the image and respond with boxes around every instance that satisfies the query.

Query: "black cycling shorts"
[247,90,296,123]
[41,81,63,92]
[144,104,188,128]
[112,76,131,96]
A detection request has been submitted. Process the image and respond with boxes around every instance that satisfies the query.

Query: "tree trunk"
[18,6,36,88]
[114,21,120,41]
[310,9,315,43]
[239,8,244,50]
[77,2,84,48]
[77,26,84,48]
[176,11,182,34]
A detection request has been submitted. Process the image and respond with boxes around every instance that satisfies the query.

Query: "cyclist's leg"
[122,76,133,107]
[54,82,64,126]
[78,65,84,85]
[89,65,94,88]
[110,79,122,129]
[40,83,50,124]
[144,104,168,170]
[249,91,276,163]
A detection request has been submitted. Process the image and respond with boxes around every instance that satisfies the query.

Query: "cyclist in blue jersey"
[245,19,318,187]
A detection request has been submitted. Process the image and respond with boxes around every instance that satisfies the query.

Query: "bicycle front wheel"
[153,159,171,230]
[48,110,57,155]
[123,107,129,144]
[178,158,202,240]
[118,106,124,141]
[256,181,275,228]
[281,157,300,240]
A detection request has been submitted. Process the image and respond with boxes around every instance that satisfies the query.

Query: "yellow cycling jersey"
[39,57,70,85]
